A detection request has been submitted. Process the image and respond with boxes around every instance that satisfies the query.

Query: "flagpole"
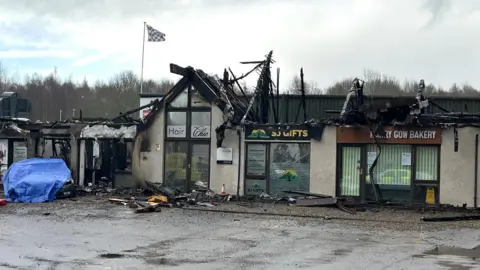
[140,21,146,94]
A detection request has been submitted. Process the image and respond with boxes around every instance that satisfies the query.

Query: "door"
[338,146,362,197]
[189,142,210,190]
[164,141,210,192]
[164,141,189,192]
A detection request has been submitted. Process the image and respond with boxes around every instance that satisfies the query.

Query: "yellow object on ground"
[426,187,435,205]
[148,195,168,203]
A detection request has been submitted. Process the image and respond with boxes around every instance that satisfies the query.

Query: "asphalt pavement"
[0,200,479,270]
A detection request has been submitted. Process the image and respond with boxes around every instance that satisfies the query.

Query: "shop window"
[415,146,438,181]
[340,147,361,196]
[246,144,267,177]
[366,144,412,202]
[166,112,187,138]
[164,141,188,192]
[168,88,188,108]
[269,143,310,196]
[190,87,210,107]
[245,144,267,196]
[191,111,211,138]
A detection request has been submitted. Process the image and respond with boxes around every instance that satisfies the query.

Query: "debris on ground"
[107,180,230,213]
[283,190,357,215]
[422,215,480,222]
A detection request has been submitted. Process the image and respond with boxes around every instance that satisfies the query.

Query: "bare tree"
[0,61,478,122]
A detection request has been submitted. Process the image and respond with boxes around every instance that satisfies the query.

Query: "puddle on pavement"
[98,253,125,259]
[414,245,480,270]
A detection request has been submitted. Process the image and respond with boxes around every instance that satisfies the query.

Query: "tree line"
[289,69,480,97]
[0,63,479,121]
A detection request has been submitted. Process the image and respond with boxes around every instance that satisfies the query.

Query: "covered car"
[3,158,72,203]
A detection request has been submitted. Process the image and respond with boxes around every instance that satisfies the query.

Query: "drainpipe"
[475,134,478,208]
[236,129,242,197]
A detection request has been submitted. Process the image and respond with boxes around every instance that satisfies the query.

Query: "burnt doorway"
[163,84,212,192]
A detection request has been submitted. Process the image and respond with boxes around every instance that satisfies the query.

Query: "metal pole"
[140,22,146,94]
[59,110,62,121]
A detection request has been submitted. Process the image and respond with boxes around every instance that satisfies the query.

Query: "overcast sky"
[0,0,479,91]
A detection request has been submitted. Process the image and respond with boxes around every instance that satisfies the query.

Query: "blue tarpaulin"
[3,158,71,203]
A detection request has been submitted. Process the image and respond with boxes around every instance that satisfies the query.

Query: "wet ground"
[1,198,480,269]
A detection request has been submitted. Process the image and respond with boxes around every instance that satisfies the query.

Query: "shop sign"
[166,125,186,138]
[13,141,28,163]
[191,125,210,138]
[245,125,311,140]
[216,147,233,164]
[336,126,442,144]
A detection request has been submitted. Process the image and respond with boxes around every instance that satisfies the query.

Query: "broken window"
[366,144,412,202]
[190,87,210,107]
[269,143,310,196]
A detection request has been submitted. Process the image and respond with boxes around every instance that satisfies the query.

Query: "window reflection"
[164,141,188,192]
[191,112,211,126]
[269,143,310,196]
[167,112,186,125]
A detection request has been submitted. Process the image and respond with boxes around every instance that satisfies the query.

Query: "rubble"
[106,180,229,213]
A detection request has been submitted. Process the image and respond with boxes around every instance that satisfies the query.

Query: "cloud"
[0,49,77,59]
[0,0,479,91]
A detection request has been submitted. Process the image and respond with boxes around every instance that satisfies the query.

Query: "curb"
[180,207,420,224]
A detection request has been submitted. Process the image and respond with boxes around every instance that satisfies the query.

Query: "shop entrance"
[164,141,210,192]
[163,85,212,192]
[244,142,311,196]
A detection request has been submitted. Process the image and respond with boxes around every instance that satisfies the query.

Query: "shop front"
[163,87,212,192]
[244,124,313,196]
[336,126,442,204]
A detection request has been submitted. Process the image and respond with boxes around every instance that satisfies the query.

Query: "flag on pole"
[146,24,166,42]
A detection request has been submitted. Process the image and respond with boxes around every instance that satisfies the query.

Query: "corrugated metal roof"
[258,95,480,123]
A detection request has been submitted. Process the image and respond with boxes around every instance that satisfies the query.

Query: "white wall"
[440,126,480,207]
[310,125,337,196]
[209,106,244,195]
[132,104,245,193]
[132,109,165,185]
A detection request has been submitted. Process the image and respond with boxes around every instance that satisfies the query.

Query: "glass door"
[339,146,361,197]
[164,141,189,192]
[189,143,210,190]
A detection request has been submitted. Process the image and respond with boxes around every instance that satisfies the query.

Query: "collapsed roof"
[141,63,258,129]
